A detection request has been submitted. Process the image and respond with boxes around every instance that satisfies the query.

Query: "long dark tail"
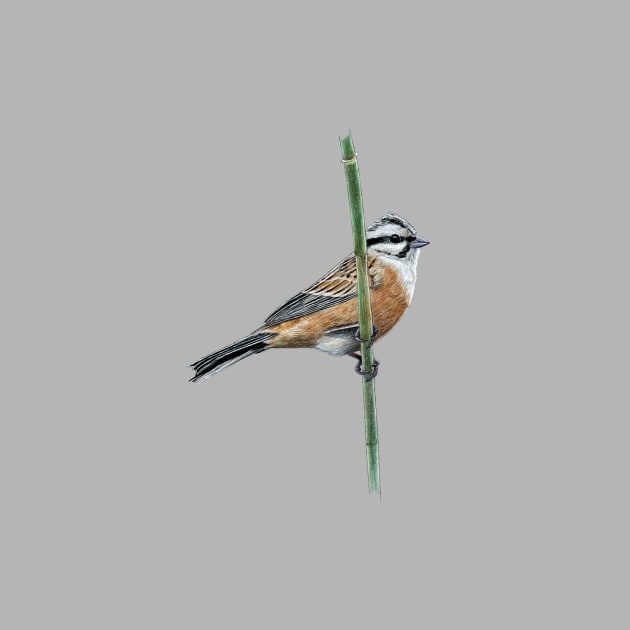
[189,332,276,382]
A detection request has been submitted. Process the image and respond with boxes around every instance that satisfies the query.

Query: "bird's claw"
[352,355,380,381]
[355,325,378,347]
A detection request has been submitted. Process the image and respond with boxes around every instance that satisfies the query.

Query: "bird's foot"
[350,352,380,381]
[354,325,379,347]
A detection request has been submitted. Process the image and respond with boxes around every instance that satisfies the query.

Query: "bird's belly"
[266,265,411,355]
[315,327,360,356]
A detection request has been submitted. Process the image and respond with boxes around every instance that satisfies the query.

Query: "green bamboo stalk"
[339,132,380,494]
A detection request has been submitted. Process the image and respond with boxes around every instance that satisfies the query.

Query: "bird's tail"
[189,332,276,382]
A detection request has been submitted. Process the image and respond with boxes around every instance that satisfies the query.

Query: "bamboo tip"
[339,131,356,161]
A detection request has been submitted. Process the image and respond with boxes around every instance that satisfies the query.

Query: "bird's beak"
[411,237,430,249]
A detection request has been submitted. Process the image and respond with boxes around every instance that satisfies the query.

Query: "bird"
[189,213,429,382]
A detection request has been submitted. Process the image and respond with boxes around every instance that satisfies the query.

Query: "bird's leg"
[350,324,380,381]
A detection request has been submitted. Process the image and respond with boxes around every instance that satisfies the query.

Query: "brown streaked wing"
[263,253,383,326]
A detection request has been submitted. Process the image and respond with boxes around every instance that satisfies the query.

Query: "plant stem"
[339,131,380,494]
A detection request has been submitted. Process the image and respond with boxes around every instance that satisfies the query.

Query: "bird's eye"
[390,234,402,243]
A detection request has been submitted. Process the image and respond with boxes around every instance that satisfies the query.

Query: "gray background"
[2,1,629,628]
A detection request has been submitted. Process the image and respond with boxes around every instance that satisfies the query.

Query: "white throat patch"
[385,249,420,302]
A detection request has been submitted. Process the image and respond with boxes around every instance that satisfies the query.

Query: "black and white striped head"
[366,213,430,260]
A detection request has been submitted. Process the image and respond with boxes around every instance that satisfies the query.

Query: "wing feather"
[264,254,383,326]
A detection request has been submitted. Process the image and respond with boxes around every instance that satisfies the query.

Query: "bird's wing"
[263,253,384,326]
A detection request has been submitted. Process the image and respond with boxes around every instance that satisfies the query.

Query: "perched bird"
[189,213,429,382]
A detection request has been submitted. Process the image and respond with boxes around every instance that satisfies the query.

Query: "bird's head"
[366,213,430,261]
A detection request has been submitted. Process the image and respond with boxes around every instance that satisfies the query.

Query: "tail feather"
[190,332,275,382]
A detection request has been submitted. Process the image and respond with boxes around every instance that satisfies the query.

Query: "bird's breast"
[265,262,412,352]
